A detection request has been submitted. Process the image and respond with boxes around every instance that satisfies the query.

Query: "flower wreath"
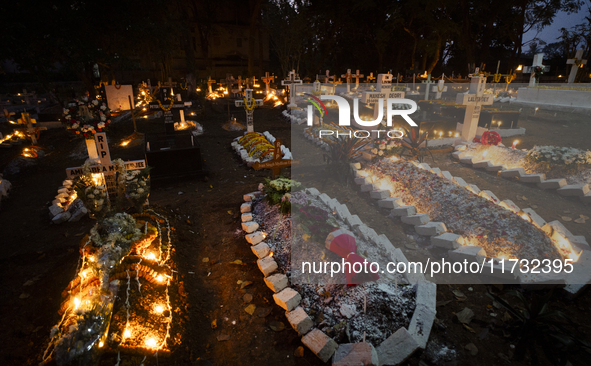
[62,96,111,139]
[477,130,502,146]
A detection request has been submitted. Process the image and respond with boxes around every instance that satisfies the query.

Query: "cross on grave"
[207,76,217,94]
[305,80,325,126]
[329,76,342,95]
[65,132,146,199]
[20,89,35,106]
[421,74,436,100]
[456,76,494,143]
[431,74,447,100]
[341,69,353,93]
[353,70,364,90]
[366,73,376,83]
[252,139,296,178]
[319,70,334,84]
[361,73,405,122]
[235,76,244,95]
[567,49,587,84]
[145,80,157,95]
[249,76,258,89]
[17,111,46,144]
[522,53,549,87]
[149,91,192,134]
[235,89,263,133]
[261,72,276,94]
[281,70,303,109]
[221,74,235,94]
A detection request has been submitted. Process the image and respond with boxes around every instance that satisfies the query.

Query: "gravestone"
[149,90,192,134]
[341,69,353,93]
[281,70,303,109]
[235,89,263,133]
[522,54,549,87]
[66,132,146,199]
[17,112,46,144]
[567,50,587,84]
[207,76,217,94]
[422,74,436,100]
[456,76,493,142]
[317,70,334,84]
[360,73,404,122]
[329,77,342,95]
[432,75,447,100]
[252,139,295,178]
[366,73,376,83]
[104,85,134,111]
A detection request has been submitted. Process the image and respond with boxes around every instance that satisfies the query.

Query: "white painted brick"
[319,193,332,205]
[418,163,431,170]
[408,305,436,349]
[370,190,390,200]
[405,271,426,285]
[570,236,590,251]
[548,220,573,238]
[521,208,547,229]
[286,306,313,336]
[273,287,301,311]
[450,246,486,263]
[345,214,362,227]
[452,151,467,160]
[243,193,256,202]
[439,171,453,181]
[327,198,340,211]
[415,222,446,236]
[251,242,270,259]
[302,329,338,363]
[401,214,430,226]
[479,190,500,204]
[52,197,65,205]
[57,187,70,194]
[264,273,288,292]
[520,174,545,183]
[241,221,259,233]
[485,164,504,172]
[240,202,252,213]
[257,256,278,276]
[378,197,403,209]
[68,207,87,222]
[416,281,437,309]
[429,168,441,175]
[354,177,368,185]
[350,162,361,170]
[48,203,64,217]
[459,156,475,165]
[241,213,253,222]
[500,168,526,178]
[481,261,518,282]
[245,231,265,245]
[333,342,378,366]
[52,211,71,224]
[62,179,73,187]
[564,251,591,292]
[472,160,491,169]
[431,232,463,249]
[335,204,351,221]
[453,177,468,187]
[376,327,420,366]
[55,192,69,199]
[306,187,320,196]
[519,271,566,289]
[557,184,589,197]
[465,184,481,194]
[499,199,520,213]
[392,206,417,217]
[537,178,567,190]
[360,183,375,192]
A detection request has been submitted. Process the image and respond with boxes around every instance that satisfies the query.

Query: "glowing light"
[145,337,158,349]
[146,252,156,261]
[123,329,131,338]
[512,140,519,149]
[156,274,165,283]
[154,304,165,314]
[269,252,274,258]
[516,65,523,71]
[196,88,201,92]
[73,297,81,309]
[497,252,510,261]
[99,341,104,348]
[91,173,103,186]
[120,140,130,146]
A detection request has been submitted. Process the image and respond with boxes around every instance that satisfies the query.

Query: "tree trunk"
[248,0,263,76]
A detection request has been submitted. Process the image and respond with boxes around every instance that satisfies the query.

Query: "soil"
[1,99,591,366]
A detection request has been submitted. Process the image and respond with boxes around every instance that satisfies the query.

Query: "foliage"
[62,96,111,139]
[525,145,591,167]
[400,125,434,163]
[323,127,369,185]
[261,177,302,214]
[487,289,591,365]
[370,135,403,160]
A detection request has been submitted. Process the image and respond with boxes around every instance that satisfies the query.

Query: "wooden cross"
[280,70,303,109]
[261,72,276,94]
[421,74,436,100]
[366,72,376,83]
[567,49,587,84]
[20,89,35,105]
[207,76,217,94]
[431,74,447,99]
[341,69,353,93]
[353,70,364,90]
[221,74,235,94]
[235,89,263,133]
[17,111,45,144]
[250,75,258,89]
[318,70,333,84]
[65,132,146,199]
[329,77,342,95]
[456,76,493,142]
[252,139,294,178]
[235,76,244,94]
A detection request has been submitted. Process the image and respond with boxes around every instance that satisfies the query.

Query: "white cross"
[66,132,146,199]
[431,74,447,99]
[523,53,548,87]
[262,72,275,94]
[235,89,263,132]
[567,50,587,84]
[456,76,493,142]
[280,70,302,109]
[316,70,333,84]
[421,74,436,100]
[341,69,353,93]
[353,70,364,90]
[360,73,404,121]
[207,77,216,94]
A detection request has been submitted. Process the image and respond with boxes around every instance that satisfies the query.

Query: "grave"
[144,131,204,183]
[353,70,364,90]
[104,84,134,111]
[281,70,303,109]
[261,72,276,94]
[522,53,549,87]
[148,87,192,134]
[341,69,353,93]
[456,74,493,143]
[252,139,296,178]
[421,74,436,100]
[359,73,405,126]
[432,75,447,100]
[567,49,587,84]
[235,89,263,133]
[207,76,217,94]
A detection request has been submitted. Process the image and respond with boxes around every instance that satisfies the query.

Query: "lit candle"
[512,140,519,149]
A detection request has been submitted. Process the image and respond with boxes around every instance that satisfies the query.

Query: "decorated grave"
[351,155,590,290]
[231,131,292,167]
[237,178,437,364]
[453,143,591,204]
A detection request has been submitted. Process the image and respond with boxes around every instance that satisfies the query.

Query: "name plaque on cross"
[456,76,493,142]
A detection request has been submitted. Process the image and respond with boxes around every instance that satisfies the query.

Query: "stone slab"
[273,287,301,311]
[431,232,463,249]
[537,178,567,190]
[257,256,278,276]
[401,214,430,226]
[450,246,486,263]
[302,329,338,363]
[557,184,589,197]
[332,342,378,366]
[286,306,313,336]
[415,222,446,236]
[376,327,420,366]
[264,273,288,293]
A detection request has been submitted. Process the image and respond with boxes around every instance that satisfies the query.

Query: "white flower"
[100,105,106,111]
[93,189,100,195]
[101,115,106,122]
[72,123,79,129]
[97,122,105,129]
[92,100,99,106]
[378,150,384,156]
[137,188,144,194]
[371,148,378,154]
[88,194,95,199]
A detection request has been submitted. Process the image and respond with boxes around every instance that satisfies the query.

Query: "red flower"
[481,131,502,146]
[98,129,102,132]
[84,133,88,137]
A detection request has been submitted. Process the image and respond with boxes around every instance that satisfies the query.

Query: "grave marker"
[567,49,587,84]
[207,76,217,94]
[361,73,405,121]
[431,74,447,99]
[353,70,364,90]
[421,74,436,100]
[341,69,353,93]
[522,53,549,87]
[17,111,46,144]
[329,77,342,95]
[366,73,376,83]
[281,70,303,109]
[235,88,263,133]
[149,91,192,134]
[252,139,296,178]
[104,85,134,111]
[262,72,276,94]
[456,76,493,142]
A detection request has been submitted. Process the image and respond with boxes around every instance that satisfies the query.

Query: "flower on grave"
[100,115,106,122]
[72,123,79,129]
[97,122,105,129]
[371,148,378,154]
[378,150,384,156]
[100,105,107,111]
[92,100,98,106]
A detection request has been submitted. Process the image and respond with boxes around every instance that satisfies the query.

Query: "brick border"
[231,131,293,167]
